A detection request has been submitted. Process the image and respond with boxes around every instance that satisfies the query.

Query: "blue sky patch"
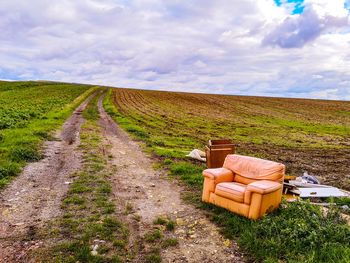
[345,1,350,11]
[274,0,304,14]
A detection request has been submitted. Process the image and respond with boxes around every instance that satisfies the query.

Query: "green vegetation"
[144,229,163,242]
[142,217,178,262]
[207,201,350,262]
[0,81,96,188]
[104,88,350,263]
[40,92,130,262]
[103,88,350,190]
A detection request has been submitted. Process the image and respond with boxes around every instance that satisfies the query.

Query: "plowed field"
[110,88,350,190]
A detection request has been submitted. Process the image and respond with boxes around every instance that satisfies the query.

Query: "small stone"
[150,183,155,187]
[188,230,195,235]
[64,181,71,185]
[176,218,185,226]
[223,239,231,247]
[341,205,349,210]
[91,244,99,256]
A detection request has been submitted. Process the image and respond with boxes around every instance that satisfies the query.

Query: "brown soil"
[239,142,350,191]
[0,93,96,262]
[98,95,245,262]
[113,88,350,191]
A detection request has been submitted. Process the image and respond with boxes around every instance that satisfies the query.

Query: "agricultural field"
[106,88,350,190]
[0,81,94,187]
[104,88,350,262]
[0,84,349,262]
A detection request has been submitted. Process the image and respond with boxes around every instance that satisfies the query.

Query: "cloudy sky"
[1,0,350,100]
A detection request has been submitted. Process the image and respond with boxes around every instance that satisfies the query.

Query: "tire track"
[98,93,245,263]
[0,92,97,263]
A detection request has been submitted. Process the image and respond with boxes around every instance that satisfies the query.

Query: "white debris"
[186,149,206,162]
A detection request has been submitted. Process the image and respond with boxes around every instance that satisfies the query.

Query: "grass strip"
[39,90,130,262]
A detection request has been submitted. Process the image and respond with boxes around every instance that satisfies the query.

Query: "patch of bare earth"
[98,95,245,262]
[240,142,350,191]
[0,94,95,263]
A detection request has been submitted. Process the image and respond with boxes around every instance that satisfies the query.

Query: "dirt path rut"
[0,93,96,262]
[98,95,245,262]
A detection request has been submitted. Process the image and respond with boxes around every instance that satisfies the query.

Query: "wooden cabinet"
[205,139,235,168]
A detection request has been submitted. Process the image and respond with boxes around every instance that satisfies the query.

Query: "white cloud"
[0,0,349,100]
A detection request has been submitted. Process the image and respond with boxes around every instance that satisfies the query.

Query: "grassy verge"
[104,88,350,263]
[0,85,98,188]
[39,90,130,262]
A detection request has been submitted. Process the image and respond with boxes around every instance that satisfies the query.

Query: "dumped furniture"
[205,139,235,168]
[202,154,285,219]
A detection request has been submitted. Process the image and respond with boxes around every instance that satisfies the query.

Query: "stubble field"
[108,88,350,190]
[103,87,350,262]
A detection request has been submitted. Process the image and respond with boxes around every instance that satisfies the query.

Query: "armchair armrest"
[202,168,233,203]
[203,168,234,184]
[246,180,282,194]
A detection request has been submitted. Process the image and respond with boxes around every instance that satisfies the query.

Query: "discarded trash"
[288,181,333,188]
[186,149,206,162]
[283,171,350,199]
[300,171,320,184]
[205,139,235,168]
[298,187,349,198]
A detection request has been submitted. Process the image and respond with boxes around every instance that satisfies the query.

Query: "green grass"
[142,218,178,262]
[144,229,163,242]
[161,238,178,248]
[104,88,350,263]
[0,81,97,188]
[206,201,350,263]
[103,88,350,190]
[39,93,130,262]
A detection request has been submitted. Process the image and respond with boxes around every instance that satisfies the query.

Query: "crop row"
[104,88,350,263]
[109,88,350,189]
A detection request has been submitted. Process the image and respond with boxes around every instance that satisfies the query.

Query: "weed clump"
[144,229,163,242]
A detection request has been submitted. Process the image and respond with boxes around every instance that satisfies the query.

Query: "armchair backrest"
[223,154,285,185]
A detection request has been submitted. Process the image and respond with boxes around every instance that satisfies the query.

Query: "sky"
[0,0,350,100]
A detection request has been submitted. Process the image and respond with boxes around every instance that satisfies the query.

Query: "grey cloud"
[263,7,349,48]
[0,0,350,100]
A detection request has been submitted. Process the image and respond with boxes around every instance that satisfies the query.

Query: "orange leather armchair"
[202,154,285,219]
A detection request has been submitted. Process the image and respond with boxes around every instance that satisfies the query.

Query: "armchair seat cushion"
[247,180,282,194]
[215,182,246,203]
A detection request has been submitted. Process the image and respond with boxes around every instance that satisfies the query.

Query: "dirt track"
[98,94,245,262]
[0,93,96,262]
[0,91,245,262]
